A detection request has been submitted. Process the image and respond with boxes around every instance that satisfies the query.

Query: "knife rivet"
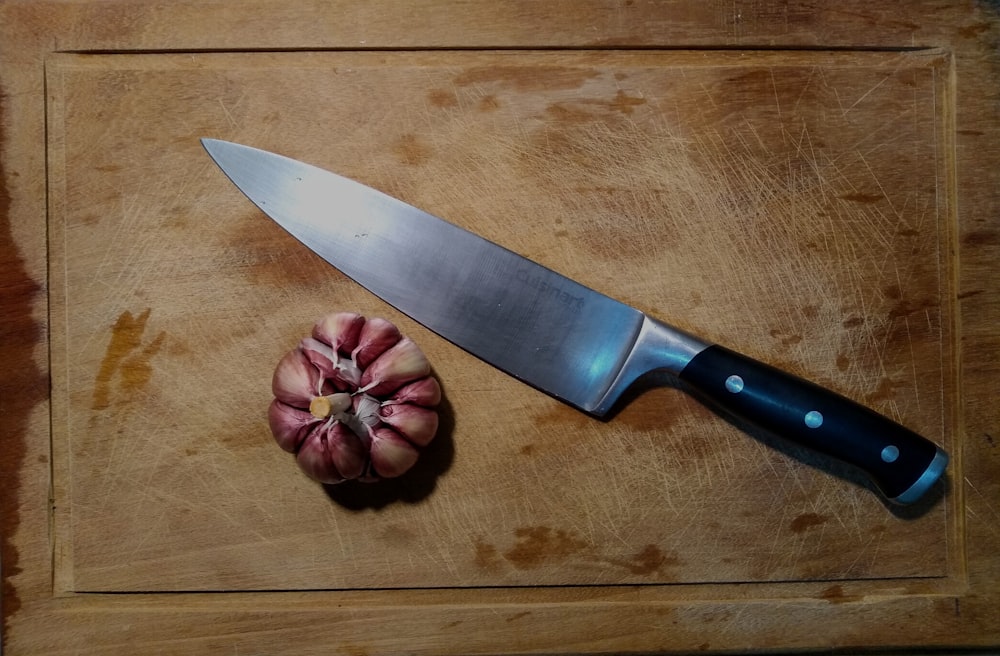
[725,375,744,393]
[804,410,824,428]
[881,445,900,463]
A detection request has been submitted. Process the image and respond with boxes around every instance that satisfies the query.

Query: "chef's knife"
[202,139,948,505]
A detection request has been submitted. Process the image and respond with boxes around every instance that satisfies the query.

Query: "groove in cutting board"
[46,50,956,593]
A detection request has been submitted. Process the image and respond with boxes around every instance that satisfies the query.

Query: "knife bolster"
[592,315,710,415]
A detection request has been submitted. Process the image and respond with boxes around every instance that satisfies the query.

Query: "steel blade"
[202,139,653,414]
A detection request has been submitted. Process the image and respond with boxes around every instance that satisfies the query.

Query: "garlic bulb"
[268,312,440,484]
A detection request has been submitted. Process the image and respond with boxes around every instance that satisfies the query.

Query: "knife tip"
[200,138,239,164]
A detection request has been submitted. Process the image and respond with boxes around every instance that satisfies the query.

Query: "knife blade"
[202,139,948,505]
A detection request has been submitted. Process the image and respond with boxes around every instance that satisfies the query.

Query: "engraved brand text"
[515,269,584,312]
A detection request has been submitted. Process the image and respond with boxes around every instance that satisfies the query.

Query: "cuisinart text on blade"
[202,139,948,506]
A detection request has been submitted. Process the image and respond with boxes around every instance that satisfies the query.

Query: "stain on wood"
[427,88,458,108]
[477,94,500,112]
[605,544,679,576]
[769,328,803,347]
[545,90,647,122]
[92,308,166,411]
[0,111,48,635]
[503,526,588,570]
[839,192,883,204]
[473,538,501,572]
[453,65,600,92]
[477,531,680,580]
[505,611,532,622]
[393,133,432,166]
[962,230,999,247]
[790,513,828,533]
[819,584,865,604]
[842,316,866,329]
[887,297,938,320]
[222,210,334,289]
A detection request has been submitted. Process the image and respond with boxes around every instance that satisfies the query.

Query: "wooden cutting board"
[47,49,953,592]
[4,2,1000,654]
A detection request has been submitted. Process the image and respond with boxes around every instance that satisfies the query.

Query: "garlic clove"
[325,421,367,480]
[272,348,324,407]
[368,426,420,478]
[301,336,364,389]
[268,399,319,453]
[306,313,368,387]
[351,317,401,369]
[385,376,442,407]
[378,403,439,447]
[296,429,346,484]
[299,336,339,381]
[359,337,431,396]
[312,312,365,355]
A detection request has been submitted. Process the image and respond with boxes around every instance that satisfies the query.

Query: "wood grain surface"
[48,50,954,593]
[3,2,1000,654]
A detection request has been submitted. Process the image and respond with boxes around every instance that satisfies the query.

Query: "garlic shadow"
[323,372,455,511]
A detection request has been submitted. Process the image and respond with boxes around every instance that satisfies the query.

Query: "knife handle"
[678,344,948,504]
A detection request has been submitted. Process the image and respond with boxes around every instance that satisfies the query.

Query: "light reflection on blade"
[202,139,643,414]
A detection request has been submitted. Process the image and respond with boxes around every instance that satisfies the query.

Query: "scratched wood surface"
[4,2,1000,655]
[47,50,952,592]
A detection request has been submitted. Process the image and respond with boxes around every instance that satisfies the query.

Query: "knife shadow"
[602,370,947,518]
[323,369,456,511]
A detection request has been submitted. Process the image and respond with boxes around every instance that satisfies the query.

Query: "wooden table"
[2,1,998,653]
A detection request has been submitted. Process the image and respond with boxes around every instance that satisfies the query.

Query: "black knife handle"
[678,345,948,504]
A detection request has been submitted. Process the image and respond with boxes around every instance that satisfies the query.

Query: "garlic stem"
[309,392,351,419]
[309,396,331,419]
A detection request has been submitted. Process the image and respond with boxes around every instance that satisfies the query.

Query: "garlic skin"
[268,312,440,484]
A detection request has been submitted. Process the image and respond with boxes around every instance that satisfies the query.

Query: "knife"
[202,139,948,505]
